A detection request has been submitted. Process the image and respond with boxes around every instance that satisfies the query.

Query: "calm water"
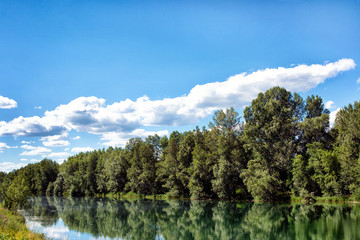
[20,197,360,240]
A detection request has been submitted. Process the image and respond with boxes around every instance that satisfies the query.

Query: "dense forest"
[1,87,359,204]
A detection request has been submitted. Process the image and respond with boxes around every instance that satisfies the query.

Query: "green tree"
[0,174,31,211]
[126,138,158,195]
[105,149,129,193]
[335,101,360,196]
[292,95,332,198]
[161,131,185,197]
[53,173,65,196]
[307,143,341,196]
[188,128,215,199]
[242,87,304,200]
[210,107,249,199]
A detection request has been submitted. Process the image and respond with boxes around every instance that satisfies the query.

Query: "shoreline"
[91,192,360,205]
[0,207,46,240]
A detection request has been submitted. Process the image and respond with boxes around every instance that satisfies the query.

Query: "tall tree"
[126,138,158,195]
[210,107,249,199]
[335,101,360,197]
[188,128,216,199]
[292,95,332,198]
[242,87,304,200]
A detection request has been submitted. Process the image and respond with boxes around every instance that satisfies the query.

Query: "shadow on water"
[22,197,360,240]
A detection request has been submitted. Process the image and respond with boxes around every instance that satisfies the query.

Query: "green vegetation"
[1,86,360,203]
[0,207,46,240]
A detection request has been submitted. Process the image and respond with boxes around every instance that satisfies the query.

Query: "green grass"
[0,207,47,240]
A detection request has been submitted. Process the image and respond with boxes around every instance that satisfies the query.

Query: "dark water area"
[20,197,360,240]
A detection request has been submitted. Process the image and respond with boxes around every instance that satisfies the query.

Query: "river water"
[20,197,360,240]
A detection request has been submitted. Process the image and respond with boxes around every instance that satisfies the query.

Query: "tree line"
[1,86,359,203]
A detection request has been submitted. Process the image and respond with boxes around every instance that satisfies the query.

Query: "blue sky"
[1,0,360,172]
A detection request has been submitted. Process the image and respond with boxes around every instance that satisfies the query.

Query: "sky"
[1,0,360,172]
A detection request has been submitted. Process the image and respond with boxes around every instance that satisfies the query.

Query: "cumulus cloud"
[0,142,11,150]
[330,108,341,128]
[41,133,70,147]
[71,147,94,153]
[29,159,41,162]
[43,152,70,159]
[0,95,17,109]
[325,100,336,109]
[72,136,81,140]
[0,162,26,172]
[101,129,169,147]
[0,116,67,137]
[0,142,17,152]
[42,140,70,147]
[0,59,355,147]
[20,145,51,156]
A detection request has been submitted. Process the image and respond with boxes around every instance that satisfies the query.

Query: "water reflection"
[22,197,360,240]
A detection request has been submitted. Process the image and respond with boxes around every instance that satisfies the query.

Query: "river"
[20,197,360,240]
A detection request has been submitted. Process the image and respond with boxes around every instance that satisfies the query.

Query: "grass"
[0,207,47,240]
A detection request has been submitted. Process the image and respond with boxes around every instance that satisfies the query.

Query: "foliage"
[0,174,31,211]
[0,207,46,240]
[335,101,360,196]
[243,87,303,200]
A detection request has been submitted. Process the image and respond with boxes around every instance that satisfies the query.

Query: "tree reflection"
[24,197,360,240]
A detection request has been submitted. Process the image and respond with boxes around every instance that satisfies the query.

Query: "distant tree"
[53,173,65,196]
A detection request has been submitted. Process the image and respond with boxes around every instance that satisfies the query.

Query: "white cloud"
[0,115,67,137]
[29,159,41,162]
[43,152,70,159]
[42,140,70,147]
[21,140,34,144]
[330,108,341,128]
[0,95,17,109]
[325,100,336,109]
[0,162,26,173]
[40,225,70,240]
[21,144,36,150]
[0,142,10,150]
[72,136,81,140]
[0,59,355,147]
[20,158,28,161]
[71,147,94,153]
[20,145,51,156]
[0,143,17,153]
[34,106,42,109]
[357,77,360,84]
[101,129,169,147]
[41,133,70,147]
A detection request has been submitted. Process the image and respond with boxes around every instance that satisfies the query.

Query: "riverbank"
[96,192,360,204]
[0,207,46,240]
